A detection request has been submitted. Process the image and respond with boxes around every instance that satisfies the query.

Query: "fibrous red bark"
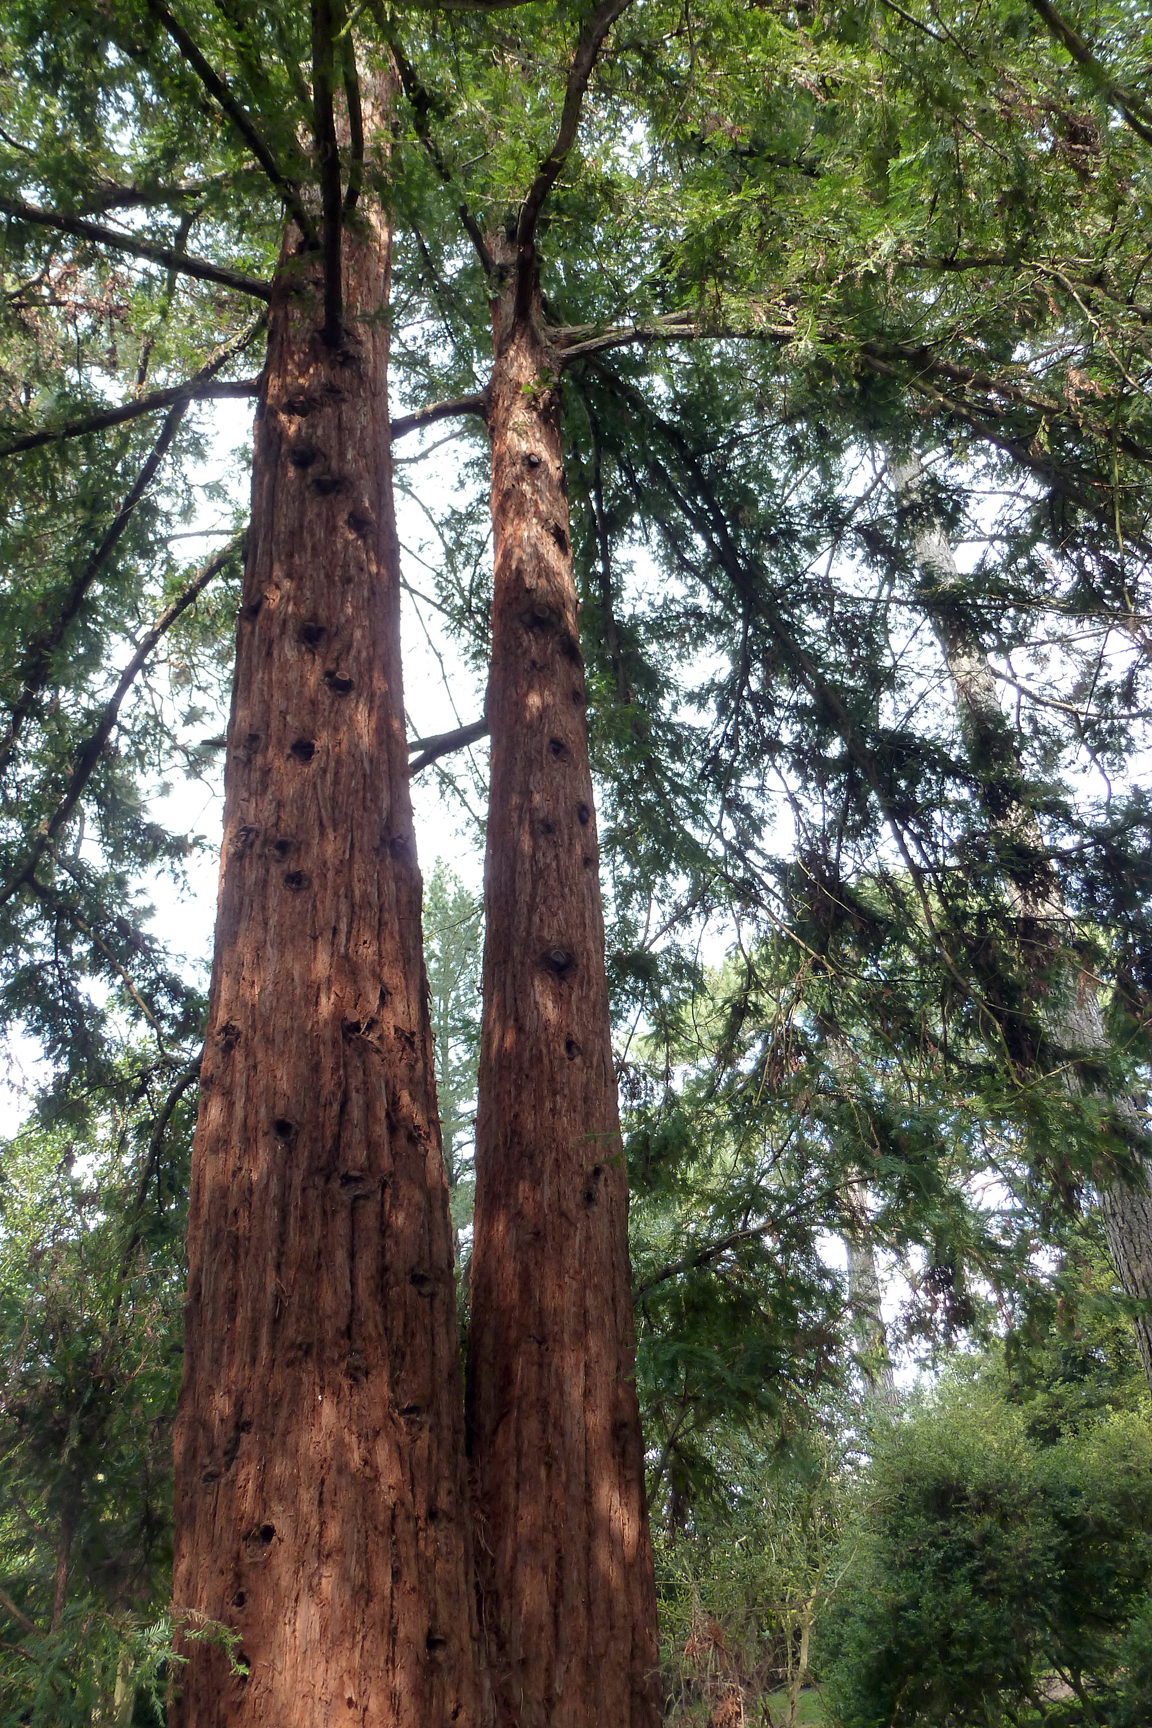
[465,287,661,1728]
[170,194,481,1724]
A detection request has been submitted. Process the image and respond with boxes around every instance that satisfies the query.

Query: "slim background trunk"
[170,133,481,1725]
[891,453,1152,1389]
[465,279,661,1728]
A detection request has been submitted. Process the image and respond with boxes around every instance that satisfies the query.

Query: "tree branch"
[0,322,263,764]
[513,0,634,322]
[634,1220,777,1304]
[341,30,365,217]
[385,29,496,276]
[311,0,344,342]
[0,194,272,299]
[390,392,489,441]
[143,0,319,242]
[0,376,260,459]
[0,1588,37,1638]
[408,716,488,774]
[1025,0,1152,148]
[0,536,244,912]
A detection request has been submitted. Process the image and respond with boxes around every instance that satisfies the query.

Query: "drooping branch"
[0,535,243,911]
[389,392,489,441]
[407,716,488,774]
[143,0,319,244]
[311,0,344,343]
[117,1049,203,1279]
[0,194,272,299]
[1025,0,1152,147]
[512,0,634,322]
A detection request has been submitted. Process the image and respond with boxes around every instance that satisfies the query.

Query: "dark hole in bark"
[243,732,261,758]
[388,835,410,858]
[287,443,319,469]
[282,870,311,892]
[427,1505,440,1523]
[218,1021,240,1051]
[289,738,315,762]
[582,1187,597,1207]
[525,453,541,468]
[298,620,326,647]
[591,1165,603,1179]
[583,854,593,869]
[549,738,568,758]
[272,837,295,858]
[400,1403,423,1419]
[222,1426,243,1470]
[426,1633,448,1655]
[542,947,576,980]
[565,1038,580,1060]
[235,1652,250,1683]
[521,601,558,632]
[324,670,354,696]
[281,392,310,417]
[259,1525,275,1543]
[272,1118,295,1141]
[231,825,259,856]
[312,474,345,497]
[572,687,585,704]
[559,468,568,497]
[347,508,373,537]
[540,818,555,835]
[561,632,581,663]
[577,803,590,825]
[550,523,569,555]
[200,1465,220,1484]
[409,1270,434,1296]
[232,1591,247,1609]
[245,596,263,619]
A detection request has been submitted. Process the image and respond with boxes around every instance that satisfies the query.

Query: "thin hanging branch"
[311,0,344,343]
[0,535,244,911]
[512,0,634,322]
[0,194,272,299]
[143,0,319,244]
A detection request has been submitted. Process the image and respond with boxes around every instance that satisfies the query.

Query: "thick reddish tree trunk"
[465,295,661,1728]
[170,199,481,1724]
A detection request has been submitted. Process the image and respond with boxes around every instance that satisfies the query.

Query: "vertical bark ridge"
[891,453,1152,1388]
[171,182,481,1726]
[466,294,661,1728]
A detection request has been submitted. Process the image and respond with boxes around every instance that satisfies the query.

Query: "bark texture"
[891,454,1152,1389]
[465,295,661,1728]
[170,203,481,1725]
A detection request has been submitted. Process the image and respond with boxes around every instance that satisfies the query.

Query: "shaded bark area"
[891,454,1152,1389]
[171,206,480,1725]
[465,294,660,1728]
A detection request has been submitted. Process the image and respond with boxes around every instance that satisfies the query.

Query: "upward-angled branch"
[0,194,272,299]
[513,0,633,322]
[384,29,496,276]
[311,0,344,343]
[341,31,365,217]
[1025,0,1152,148]
[389,392,489,441]
[0,535,243,912]
[143,0,319,244]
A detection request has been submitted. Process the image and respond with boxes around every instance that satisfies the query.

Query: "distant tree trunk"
[170,118,481,1726]
[891,453,1152,1389]
[465,267,661,1728]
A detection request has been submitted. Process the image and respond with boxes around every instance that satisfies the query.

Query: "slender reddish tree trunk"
[465,287,661,1728]
[170,189,481,1725]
